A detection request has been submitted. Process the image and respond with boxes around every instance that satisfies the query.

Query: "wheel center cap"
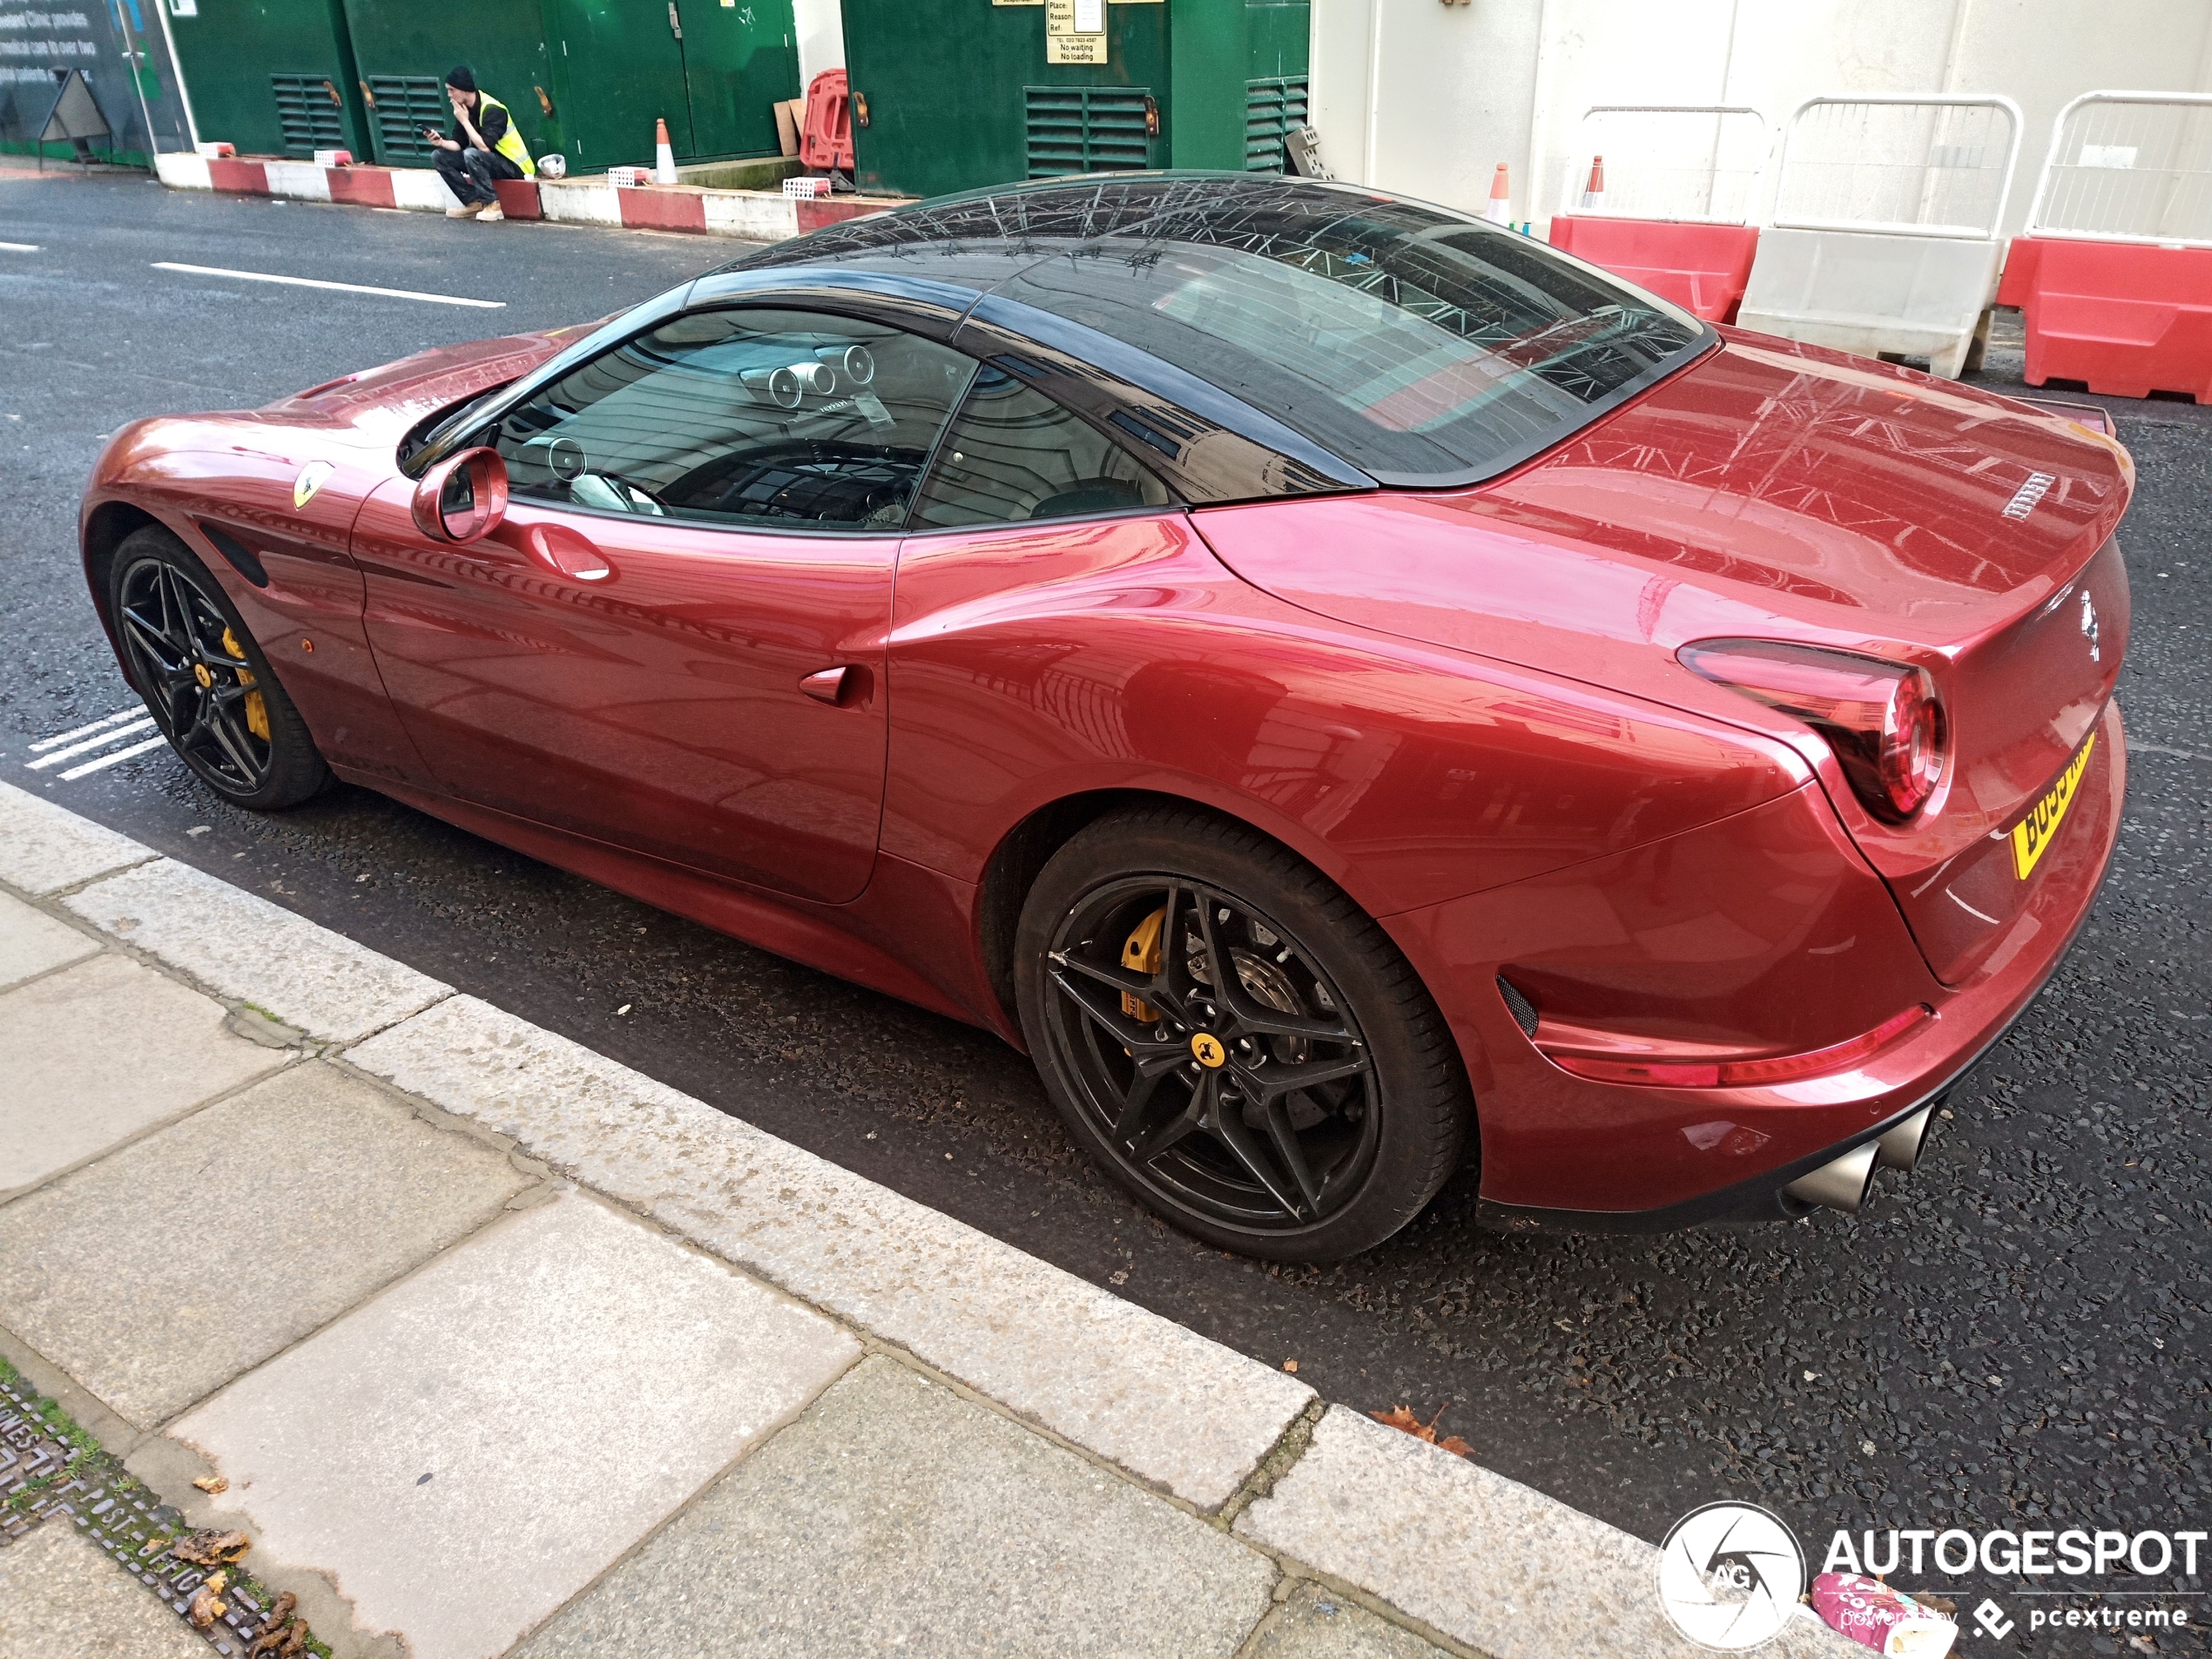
[192,663,212,689]
[1190,1032,1227,1069]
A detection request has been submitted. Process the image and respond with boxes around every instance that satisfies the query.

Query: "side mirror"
[410,447,509,543]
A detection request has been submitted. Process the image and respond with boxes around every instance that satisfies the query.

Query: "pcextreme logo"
[1656,1501,1807,1650]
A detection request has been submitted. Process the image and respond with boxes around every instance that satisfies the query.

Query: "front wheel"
[106,526,329,810]
[1015,806,1473,1261]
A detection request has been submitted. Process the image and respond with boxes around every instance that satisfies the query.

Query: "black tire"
[1015,805,1473,1261]
[105,525,329,810]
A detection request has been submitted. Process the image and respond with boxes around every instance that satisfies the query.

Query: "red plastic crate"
[1548,215,1759,323]
[2012,235,2212,401]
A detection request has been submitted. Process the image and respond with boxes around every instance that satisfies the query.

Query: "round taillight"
[1880,671,1945,818]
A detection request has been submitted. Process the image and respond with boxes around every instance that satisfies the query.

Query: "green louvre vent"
[366,76,449,164]
[1024,86,1154,179]
[271,75,347,157]
[1244,76,1307,172]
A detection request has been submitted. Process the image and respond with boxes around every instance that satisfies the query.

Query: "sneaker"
[477,204,505,221]
[446,202,482,219]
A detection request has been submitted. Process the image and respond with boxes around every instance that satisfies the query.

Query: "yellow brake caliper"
[1121,907,1166,1025]
[220,627,270,741]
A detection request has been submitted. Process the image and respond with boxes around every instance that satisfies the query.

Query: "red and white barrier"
[2007,91,2212,401]
[153,150,901,246]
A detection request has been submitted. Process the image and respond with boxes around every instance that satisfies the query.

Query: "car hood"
[253,327,584,447]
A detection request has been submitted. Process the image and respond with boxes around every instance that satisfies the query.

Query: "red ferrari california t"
[79,175,2129,1260]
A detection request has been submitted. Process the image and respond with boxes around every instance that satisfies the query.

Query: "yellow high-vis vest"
[475,91,536,178]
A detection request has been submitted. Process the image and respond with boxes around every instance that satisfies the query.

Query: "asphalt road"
[4,168,2207,1639]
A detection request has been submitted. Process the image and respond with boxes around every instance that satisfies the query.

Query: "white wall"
[792,0,846,87]
[1315,0,2212,239]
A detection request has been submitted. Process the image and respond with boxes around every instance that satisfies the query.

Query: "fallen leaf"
[192,1474,228,1494]
[1369,1404,1474,1460]
[256,1592,297,1637]
[187,1583,227,1629]
[168,1528,251,1567]
[1282,1359,1298,1373]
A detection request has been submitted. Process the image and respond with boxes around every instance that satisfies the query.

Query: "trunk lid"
[1195,335,2131,983]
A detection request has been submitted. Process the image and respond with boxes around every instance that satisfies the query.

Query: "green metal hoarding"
[340,0,563,166]
[842,0,1309,200]
[163,0,374,160]
[540,0,804,169]
[164,0,797,172]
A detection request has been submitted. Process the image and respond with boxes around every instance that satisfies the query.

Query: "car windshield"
[987,188,1709,485]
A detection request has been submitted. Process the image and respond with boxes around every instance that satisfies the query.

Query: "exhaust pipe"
[1783,1141,1878,1215]
[1875,1104,1934,1173]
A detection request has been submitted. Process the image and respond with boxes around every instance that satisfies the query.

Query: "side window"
[907,366,1174,531]
[485,308,976,532]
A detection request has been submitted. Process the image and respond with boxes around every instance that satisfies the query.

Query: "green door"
[165,0,371,160]
[546,0,694,166]
[844,0,1169,199]
[673,0,799,160]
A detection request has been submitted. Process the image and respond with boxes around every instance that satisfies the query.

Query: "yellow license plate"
[2010,732,2097,880]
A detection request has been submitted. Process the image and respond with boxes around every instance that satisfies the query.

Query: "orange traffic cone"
[1484,162,1511,225]
[1581,154,1606,211]
[653,117,678,185]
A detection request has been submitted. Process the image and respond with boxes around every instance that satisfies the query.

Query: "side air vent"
[367,75,448,164]
[1024,85,1154,179]
[272,75,346,158]
[1495,975,1540,1038]
[1244,77,1309,173]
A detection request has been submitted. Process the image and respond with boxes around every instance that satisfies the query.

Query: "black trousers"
[434,145,523,207]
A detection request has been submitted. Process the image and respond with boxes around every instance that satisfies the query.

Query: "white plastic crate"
[782,175,832,199]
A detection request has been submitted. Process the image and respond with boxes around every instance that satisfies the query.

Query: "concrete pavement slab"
[347,995,1315,1510]
[1235,1406,1858,1659]
[1246,1584,1453,1659]
[64,860,450,1043]
[0,1521,209,1659]
[0,952,283,1201]
[0,779,154,896]
[164,1193,861,1659]
[0,1063,530,1429]
[516,1354,1278,1659]
[0,888,98,990]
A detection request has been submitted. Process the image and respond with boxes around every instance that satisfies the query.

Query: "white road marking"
[149,261,505,309]
[57,733,172,780]
[27,718,158,770]
[30,706,146,751]
[0,241,39,253]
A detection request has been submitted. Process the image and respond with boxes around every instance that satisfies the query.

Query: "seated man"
[427,66,535,222]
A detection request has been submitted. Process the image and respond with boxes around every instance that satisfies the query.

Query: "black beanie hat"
[444,65,476,94]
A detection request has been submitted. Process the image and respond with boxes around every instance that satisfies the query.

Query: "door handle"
[668,1,683,37]
[523,523,612,582]
[799,666,853,705]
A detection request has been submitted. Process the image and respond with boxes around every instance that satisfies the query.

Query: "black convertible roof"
[709,172,1713,493]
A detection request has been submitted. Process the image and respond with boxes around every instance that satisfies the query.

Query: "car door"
[353,304,978,905]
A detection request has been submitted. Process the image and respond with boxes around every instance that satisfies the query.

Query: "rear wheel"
[106,527,328,810]
[1015,806,1473,1261]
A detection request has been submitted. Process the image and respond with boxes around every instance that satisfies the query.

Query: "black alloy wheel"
[1017,806,1472,1261]
[107,528,328,809]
